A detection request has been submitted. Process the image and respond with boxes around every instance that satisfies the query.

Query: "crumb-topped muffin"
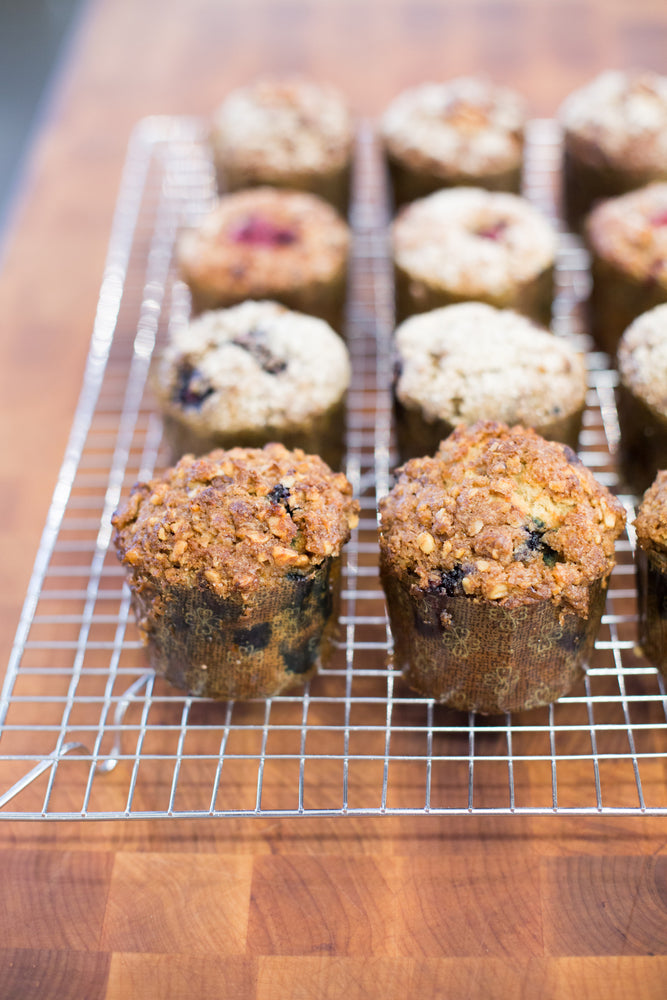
[381,76,527,207]
[634,472,667,676]
[112,443,359,700]
[177,187,350,330]
[210,76,354,214]
[393,303,587,461]
[617,304,667,493]
[560,70,667,229]
[152,300,351,469]
[392,187,556,324]
[379,421,625,713]
[585,182,667,355]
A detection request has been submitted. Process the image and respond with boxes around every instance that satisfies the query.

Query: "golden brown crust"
[585,182,667,288]
[112,443,359,600]
[634,471,667,553]
[379,421,625,617]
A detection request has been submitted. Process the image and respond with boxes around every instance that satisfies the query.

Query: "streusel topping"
[618,304,667,416]
[153,301,350,434]
[586,182,667,287]
[211,76,353,176]
[381,77,526,178]
[394,303,586,426]
[560,70,667,172]
[112,444,359,598]
[379,422,625,616]
[635,471,667,552]
[392,188,556,297]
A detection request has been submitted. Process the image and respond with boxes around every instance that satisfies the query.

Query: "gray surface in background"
[0,0,85,237]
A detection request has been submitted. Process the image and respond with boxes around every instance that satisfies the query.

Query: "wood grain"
[2,0,667,997]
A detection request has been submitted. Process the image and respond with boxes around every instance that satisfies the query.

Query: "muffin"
[634,472,667,677]
[617,304,667,494]
[393,303,588,462]
[379,422,625,714]
[112,444,359,700]
[152,300,351,469]
[585,182,667,355]
[177,187,350,331]
[210,76,354,215]
[380,76,527,208]
[391,187,556,325]
[560,70,667,230]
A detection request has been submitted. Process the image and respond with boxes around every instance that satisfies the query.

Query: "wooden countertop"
[1,1,667,996]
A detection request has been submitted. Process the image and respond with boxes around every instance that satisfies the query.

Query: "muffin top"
[618,304,667,415]
[153,301,350,434]
[560,70,667,173]
[177,187,350,298]
[379,421,625,616]
[394,302,586,427]
[112,443,359,598]
[635,471,667,552]
[211,76,353,177]
[585,183,667,288]
[392,188,556,297]
[381,76,526,179]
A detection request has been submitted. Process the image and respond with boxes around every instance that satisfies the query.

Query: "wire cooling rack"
[1,117,666,820]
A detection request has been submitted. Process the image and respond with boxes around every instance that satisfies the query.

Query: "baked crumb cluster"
[393,302,586,426]
[381,77,526,178]
[560,70,667,172]
[586,182,667,284]
[392,188,556,298]
[112,444,359,598]
[379,422,625,617]
[211,76,353,177]
[153,300,350,434]
[635,472,667,552]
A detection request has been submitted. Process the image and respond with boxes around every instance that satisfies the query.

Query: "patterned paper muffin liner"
[616,384,667,495]
[387,158,522,211]
[381,565,607,714]
[393,398,584,463]
[129,558,341,700]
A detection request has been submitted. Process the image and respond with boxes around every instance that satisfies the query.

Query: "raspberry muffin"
[585,182,667,355]
[152,300,351,469]
[379,422,625,714]
[112,444,359,700]
[381,76,527,207]
[211,76,354,214]
[560,69,667,229]
[177,187,350,331]
[391,187,556,324]
[393,302,587,461]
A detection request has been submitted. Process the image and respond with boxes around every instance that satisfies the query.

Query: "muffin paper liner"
[387,157,522,210]
[588,256,667,356]
[381,565,607,714]
[129,557,341,699]
[394,398,584,463]
[636,546,667,677]
[617,383,667,495]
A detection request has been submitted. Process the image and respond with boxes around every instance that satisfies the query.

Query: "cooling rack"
[1,117,666,820]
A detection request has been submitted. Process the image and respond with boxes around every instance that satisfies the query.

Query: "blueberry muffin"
[560,70,667,230]
[152,300,351,469]
[391,187,556,324]
[393,302,587,461]
[112,443,359,700]
[381,76,527,208]
[177,187,350,331]
[379,421,625,714]
[210,76,354,214]
[635,471,667,677]
[585,182,667,355]
[617,304,667,493]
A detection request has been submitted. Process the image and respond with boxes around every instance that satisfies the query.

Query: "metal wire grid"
[1,117,666,820]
